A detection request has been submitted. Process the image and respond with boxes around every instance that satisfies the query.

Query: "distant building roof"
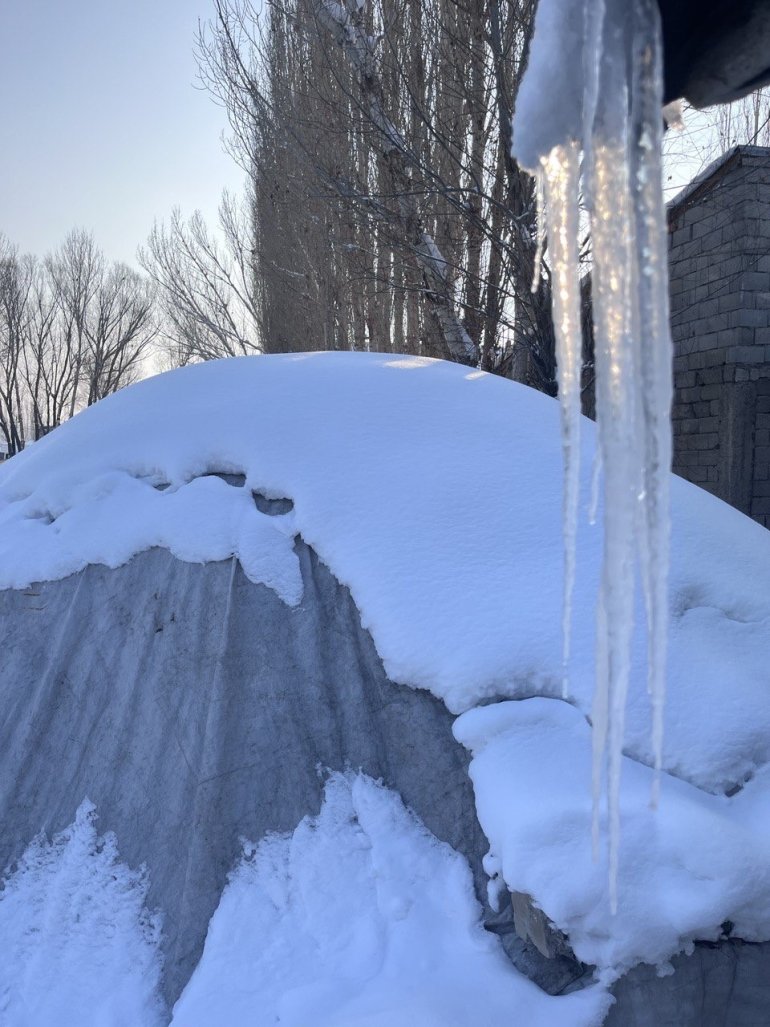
[667,144,770,221]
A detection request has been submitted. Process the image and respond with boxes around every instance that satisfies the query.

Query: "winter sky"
[0,0,245,268]
[0,0,717,271]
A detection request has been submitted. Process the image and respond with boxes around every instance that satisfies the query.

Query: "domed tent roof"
[2,353,770,1023]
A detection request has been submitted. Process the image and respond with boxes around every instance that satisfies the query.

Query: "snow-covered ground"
[2,352,770,1021]
[0,803,164,1027]
[171,773,610,1027]
[1,777,609,1027]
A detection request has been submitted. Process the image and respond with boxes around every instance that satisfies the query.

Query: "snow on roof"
[2,352,770,982]
[667,144,770,214]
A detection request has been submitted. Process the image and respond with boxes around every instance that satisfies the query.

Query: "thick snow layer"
[511,0,588,170]
[3,353,770,988]
[0,467,302,606]
[170,772,610,1026]
[0,802,164,1027]
[2,354,768,794]
[456,699,770,978]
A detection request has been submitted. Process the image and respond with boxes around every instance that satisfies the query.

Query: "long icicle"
[531,172,547,296]
[541,143,583,699]
[590,135,640,913]
[630,0,673,809]
[586,0,672,906]
[579,0,639,913]
[511,0,674,914]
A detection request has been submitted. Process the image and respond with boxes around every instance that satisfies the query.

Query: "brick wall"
[668,146,770,528]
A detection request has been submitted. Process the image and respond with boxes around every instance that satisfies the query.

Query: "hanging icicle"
[539,144,583,698]
[531,171,547,296]
[512,0,673,911]
[630,0,673,812]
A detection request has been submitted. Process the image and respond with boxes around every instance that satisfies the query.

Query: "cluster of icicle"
[513,0,673,911]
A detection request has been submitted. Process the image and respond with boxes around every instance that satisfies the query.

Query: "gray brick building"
[668,145,770,527]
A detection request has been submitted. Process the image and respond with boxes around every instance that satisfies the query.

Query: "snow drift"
[170,772,609,1027]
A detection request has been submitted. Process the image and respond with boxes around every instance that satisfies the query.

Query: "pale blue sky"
[0,0,730,271]
[0,0,244,266]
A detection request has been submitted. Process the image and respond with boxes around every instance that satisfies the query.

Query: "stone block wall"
[668,146,770,527]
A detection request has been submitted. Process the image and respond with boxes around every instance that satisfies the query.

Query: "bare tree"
[0,237,32,454]
[312,0,478,364]
[22,259,73,440]
[663,87,770,198]
[46,230,104,420]
[0,231,158,452]
[717,87,770,149]
[197,0,557,386]
[139,195,259,363]
[82,264,157,405]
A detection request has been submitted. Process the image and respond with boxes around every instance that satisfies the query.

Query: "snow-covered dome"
[2,352,768,779]
[2,353,770,1023]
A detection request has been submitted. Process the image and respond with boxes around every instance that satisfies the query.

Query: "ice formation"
[514,0,673,906]
[539,142,583,695]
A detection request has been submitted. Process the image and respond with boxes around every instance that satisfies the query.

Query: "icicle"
[580,0,605,213]
[590,129,640,914]
[592,593,609,862]
[541,143,583,698]
[588,450,602,526]
[587,0,673,913]
[512,0,674,914]
[630,0,673,808]
[531,172,546,295]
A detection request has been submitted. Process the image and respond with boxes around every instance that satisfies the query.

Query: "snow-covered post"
[314,0,479,366]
